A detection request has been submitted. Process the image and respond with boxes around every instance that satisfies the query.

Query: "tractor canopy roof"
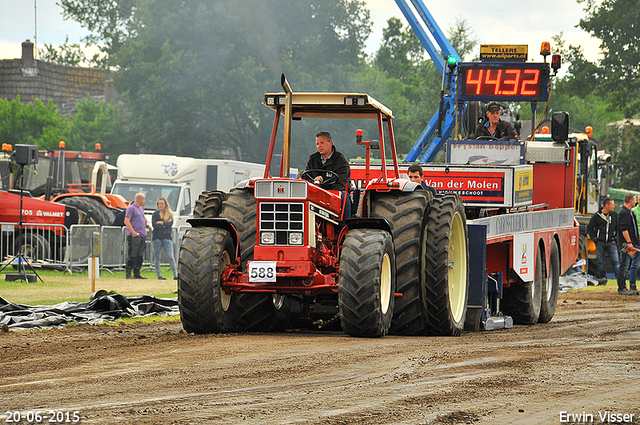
[263,92,394,120]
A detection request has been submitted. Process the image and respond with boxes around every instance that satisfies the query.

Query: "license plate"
[248,261,277,282]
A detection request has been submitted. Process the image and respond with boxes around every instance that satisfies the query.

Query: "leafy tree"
[57,0,137,67]
[368,18,477,158]
[447,18,478,61]
[67,96,131,153]
[0,97,68,149]
[107,0,371,162]
[601,123,640,189]
[578,0,640,118]
[38,36,88,66]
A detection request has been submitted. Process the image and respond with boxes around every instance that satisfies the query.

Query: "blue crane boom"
[393,0,461,162]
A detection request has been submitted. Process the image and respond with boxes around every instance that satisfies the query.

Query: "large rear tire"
[178,227,242,333]
[370,190,431,335]
[219,189,257,269]
[504,244,543,325]
[193,190,226,218]
[56,196,114,226]
[539,240,560,323]
[338,229,396,337]
[424,194,469,336]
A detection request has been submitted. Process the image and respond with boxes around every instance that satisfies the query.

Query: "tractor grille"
[254,180,307,199]
[259,203,304,245]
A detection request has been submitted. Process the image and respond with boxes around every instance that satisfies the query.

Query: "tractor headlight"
[289,232,303,245]
[261,231,275,245]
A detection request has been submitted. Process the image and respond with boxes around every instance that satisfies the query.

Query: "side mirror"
[552,111,570,142]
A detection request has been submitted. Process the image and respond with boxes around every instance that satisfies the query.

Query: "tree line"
[2,0,639,186]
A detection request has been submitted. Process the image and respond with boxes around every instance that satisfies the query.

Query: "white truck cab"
[112,154,266,230]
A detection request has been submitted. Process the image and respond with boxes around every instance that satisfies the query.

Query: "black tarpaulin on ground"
[0,294,179,331]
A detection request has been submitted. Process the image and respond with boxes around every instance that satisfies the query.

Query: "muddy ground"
[1,290,639,425]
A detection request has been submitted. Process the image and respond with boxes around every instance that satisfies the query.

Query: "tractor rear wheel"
[338,229,396,337]
[539,240,560,323]
[370,190,430,335]
[219,189,257,269]
[194,190,226,218]
[178,227,243,333]
[504,244,543,325]
[57,196,114,226]
[424,193,469,336]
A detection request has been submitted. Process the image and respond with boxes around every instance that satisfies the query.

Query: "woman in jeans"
[152,197,178,280]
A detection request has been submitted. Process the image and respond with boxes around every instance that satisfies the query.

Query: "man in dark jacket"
[474,102,517,140]
[617,193,640,295]
[305,130,351,218]
[306,131,350,191]
[587,197,619,284]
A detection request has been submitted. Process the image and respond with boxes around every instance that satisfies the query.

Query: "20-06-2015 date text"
[4,411,80,423]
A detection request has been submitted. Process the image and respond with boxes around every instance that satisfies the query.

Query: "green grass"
[0,267,177,306]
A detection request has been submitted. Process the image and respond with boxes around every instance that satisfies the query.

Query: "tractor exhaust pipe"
[281,74,292,179]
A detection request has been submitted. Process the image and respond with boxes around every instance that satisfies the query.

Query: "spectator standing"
[587,197,619,284]
[124,193,148,279]
[617,193,640,295]
[152,197,178,280]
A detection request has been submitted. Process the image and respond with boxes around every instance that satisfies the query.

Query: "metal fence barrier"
[101,226,127,270]
[1,222,69,270]
[1,221,193,273]
[68,224,101,269]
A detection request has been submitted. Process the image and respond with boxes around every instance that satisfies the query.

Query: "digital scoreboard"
[457,62,550,102]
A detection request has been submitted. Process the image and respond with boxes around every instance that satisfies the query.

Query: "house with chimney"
[0,40,113,115]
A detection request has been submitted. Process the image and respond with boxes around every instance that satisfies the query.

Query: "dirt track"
[2,290,640,425]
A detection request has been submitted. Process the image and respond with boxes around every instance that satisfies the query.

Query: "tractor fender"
[234,179,251,189]
[234,177,261,190]
[400,180,423,192]
[186,218,241,264]
[338,217,393,246]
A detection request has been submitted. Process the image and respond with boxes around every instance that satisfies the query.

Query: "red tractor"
[177,76,469,337]
[12,143,126,226]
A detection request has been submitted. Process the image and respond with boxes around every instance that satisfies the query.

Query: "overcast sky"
[0,0,602,63]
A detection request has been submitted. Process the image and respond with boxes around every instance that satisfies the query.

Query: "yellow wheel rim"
[380,253,392,315]
[448,211,467,323]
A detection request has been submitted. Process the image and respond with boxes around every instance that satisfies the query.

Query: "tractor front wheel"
[178,227,242,333]
[338,229,396,337]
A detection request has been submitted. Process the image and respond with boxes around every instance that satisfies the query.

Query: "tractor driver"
[407,164,436,196]
[305,130,351,217]
[474,102,517,141]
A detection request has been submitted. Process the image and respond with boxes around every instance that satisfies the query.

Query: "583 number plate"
[248,261,277,282]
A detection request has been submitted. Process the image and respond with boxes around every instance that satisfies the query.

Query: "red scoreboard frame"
[457,62,550,102]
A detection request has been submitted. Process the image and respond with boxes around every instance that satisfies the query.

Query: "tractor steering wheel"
[475,136,499,141]
[300,169,340,187]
